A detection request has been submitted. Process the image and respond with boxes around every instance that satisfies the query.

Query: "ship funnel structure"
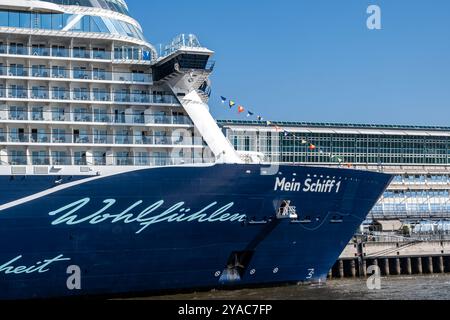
[154,34,243,164]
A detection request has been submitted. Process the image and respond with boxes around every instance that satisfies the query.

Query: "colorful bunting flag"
[219,95,346,165]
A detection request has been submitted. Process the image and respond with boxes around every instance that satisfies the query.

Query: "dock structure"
[330,239,450,278]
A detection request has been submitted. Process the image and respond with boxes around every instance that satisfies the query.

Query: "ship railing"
[2,156,216,167]
[0,109,192,126]
[0,43,153,62]
[362,232,450,243]
[0,131,204,146]
[0,88,179,105]
[0,65,152,83]
[161,34,203,57]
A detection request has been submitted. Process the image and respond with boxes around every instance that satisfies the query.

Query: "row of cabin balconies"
[0,64,152,83]
[390,175,450,186]
[0,43,152,64]
[2,152,210,167]
[0,129,204,147]
[0,108,192,126]
[0,86,179,105]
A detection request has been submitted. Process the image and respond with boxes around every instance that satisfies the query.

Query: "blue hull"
[0,164,392,300]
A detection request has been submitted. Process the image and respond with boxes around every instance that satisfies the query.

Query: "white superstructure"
[0,0,242,176]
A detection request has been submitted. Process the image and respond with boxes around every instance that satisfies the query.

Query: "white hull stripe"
[0,163,217,212]
[0,174,113,212]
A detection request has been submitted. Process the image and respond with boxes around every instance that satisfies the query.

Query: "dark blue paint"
[0,164,392,300]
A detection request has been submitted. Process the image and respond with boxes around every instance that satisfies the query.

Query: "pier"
[330,237,450,278]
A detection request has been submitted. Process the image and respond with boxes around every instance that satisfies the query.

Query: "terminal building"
[218,120,450,223]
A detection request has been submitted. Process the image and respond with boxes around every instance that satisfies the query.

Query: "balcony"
[72,91,90,101]
[31,111,44,121]
[52,112,67,121]
[9,112,27,121]
[52,92,70,100]
[154,137,169,145]
[94,114,110,123]
[0,44,153,62]
[73,71,91,80]
[8,45,26,56]
[134,136,153,145]
[115,136,132,145]
[32,47,50,57]
[112,73,152,83]
[74,112,92,122]
[0,90,178,105]
[8,89,27,99]
[30,134,50,143]
[51,47,69,58]
[133,115,145,124]
[52,134,69,144]
[31,157,50,166]
[73,135,91,144]
[52,71,68,79]
[0,108,192,126]
[93,50,108,60]
[93,92,111,102]
[73,48,91,59]
[9,134,28,143]
[0,65,152,84]
[93,135,109,144]
[9,157,27,166]
[31,69,50,78]
[31,89,49,100]
[52,157,70,166]
[153,95,179,104]
[8,67,27,77]
[2,155,214,167]
[132,94,150,104]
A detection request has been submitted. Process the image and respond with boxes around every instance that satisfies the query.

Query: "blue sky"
[128,0,450,126]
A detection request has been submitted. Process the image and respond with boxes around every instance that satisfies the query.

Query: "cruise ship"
[0,0,392,300]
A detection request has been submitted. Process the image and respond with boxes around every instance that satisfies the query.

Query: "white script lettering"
[0,254,70,275]
[49,199,247,234]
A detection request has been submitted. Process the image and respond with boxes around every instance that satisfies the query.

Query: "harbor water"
[142,275,450,300]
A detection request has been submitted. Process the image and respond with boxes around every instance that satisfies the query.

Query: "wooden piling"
[395,258,401,275]
[383,258,390,276]
[427,256,434,274]
[438,256,444,274]
[339,260,344,278]
[350,260,356,278]
[362,259,367,277]
[417,257,423,275]
[405,257,412,275]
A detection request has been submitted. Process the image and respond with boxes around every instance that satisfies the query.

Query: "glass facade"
[0,10,146,41]
[221,121,450,165]
[40,0,131,16]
